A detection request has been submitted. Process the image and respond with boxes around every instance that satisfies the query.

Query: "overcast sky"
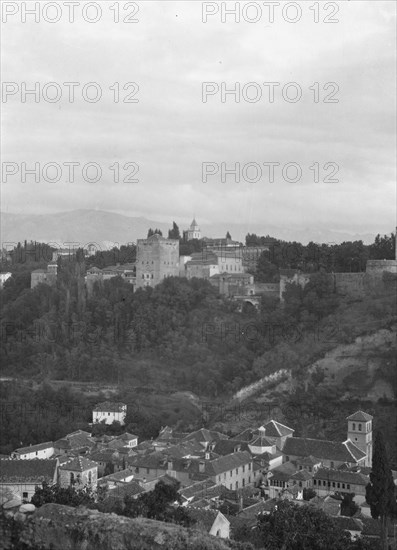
[1,1,396,235]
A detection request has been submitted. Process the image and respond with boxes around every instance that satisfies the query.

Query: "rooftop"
[13,441,54,455]
[260,420,294,438]
[282,437,366,463]
[346,411,373,422]
[59,456,98,472]
[93,401,127,412]
[0,459,57,483]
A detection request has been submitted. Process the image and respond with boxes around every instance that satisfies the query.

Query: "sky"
[1,0,396,235]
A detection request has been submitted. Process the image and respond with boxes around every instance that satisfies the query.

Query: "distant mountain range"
[0,209,385,250]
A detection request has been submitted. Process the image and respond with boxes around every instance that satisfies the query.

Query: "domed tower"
[187,218,201,241]
[347,411,373,467]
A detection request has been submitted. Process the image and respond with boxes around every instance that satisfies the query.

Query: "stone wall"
[2,504,242,550]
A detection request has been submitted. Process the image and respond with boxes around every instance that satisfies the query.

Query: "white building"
[0,272,12,288]
[93,402,127,425]
[11,441,54,460]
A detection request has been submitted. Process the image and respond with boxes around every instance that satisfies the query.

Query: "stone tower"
[136,233,179,289]
[187,218,201,241]
[346,411,373,467]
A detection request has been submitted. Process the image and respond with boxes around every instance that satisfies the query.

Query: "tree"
[246,500,355,549]
[255,253,279,283]
[365,431,397,549]
[168,222,180,240]
[31,482,96,508]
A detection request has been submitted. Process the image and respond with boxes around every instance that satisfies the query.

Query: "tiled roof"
[261,420,294,438]
[212,440,249,456]
[116,433,138,441]
[282,437,366,463]
[290,469,313,481]
[346,411,373,422]
[268,462,298,482]
[93,401,126,412]
[0,459,57,483]
[180,480,216,499]
[13,441,54,455]
[187,509,227,531]
[249,436,274,447]
[59,456,98,472]
[54,430,95,451]
[205,451,252,476]
[128,452,168,470]
[233,429,257,442]
[183,428,228,444]
[314,468,369,486]
[87,449,117,463]
[163,439,205,459]
[106,481,145,499]
[238,498,277,518]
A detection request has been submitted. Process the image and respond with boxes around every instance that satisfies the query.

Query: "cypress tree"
[365,431,396,549]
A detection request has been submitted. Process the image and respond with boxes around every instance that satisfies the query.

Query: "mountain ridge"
[1,209,383,248]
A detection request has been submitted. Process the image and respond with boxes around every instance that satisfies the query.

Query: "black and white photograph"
[1,1,396,548]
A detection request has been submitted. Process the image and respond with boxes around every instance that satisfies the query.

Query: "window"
[285,456,289,461]
[358,424,362,431]
[70,472,75,485]
[353,423,356,430]
[22,492,28,499]
[342,483,345,489]
[224,473,226,480]
[146,468,150,474]
[248,476,251,484]
[242,478,245,487]
[236,468,238,475]
[242,465,245,473]
[36,451,38,455]
[332,482,335,488]
[230,470,232,477]
[313,479,317,485]
[347,484,350,489]
[330,462,334,468]
[88,471,92,484]
[337,483,340,488]
[235,481,238,490]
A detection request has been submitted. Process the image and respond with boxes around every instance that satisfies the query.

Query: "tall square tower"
[136,234,179,289]
[347,411,373,467]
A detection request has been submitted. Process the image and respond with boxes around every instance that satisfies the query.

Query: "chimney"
[167,459,173,471]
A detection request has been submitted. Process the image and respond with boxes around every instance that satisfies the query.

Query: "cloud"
[1,1,395,235]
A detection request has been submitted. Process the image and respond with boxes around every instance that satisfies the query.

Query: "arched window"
[70,472,74,485]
